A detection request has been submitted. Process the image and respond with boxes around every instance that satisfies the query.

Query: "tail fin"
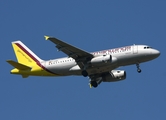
[11,41,43,65]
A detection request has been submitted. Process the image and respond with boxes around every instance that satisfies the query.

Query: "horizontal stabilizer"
[6,60,31,70]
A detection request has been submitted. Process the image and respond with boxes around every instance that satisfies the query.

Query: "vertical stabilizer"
[12,41,43,65]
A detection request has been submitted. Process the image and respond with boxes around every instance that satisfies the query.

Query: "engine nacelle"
[90,55,117,65]
[103,70,126,82]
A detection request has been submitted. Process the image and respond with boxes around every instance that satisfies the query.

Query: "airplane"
[6,36,160,88]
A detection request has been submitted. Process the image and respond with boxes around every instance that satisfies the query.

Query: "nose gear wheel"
[136,63,141,73]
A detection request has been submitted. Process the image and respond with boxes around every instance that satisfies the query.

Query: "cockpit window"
[144,46,152,49]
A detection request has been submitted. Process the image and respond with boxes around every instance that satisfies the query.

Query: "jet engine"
[90,55,117,65]
[103,70,126,82]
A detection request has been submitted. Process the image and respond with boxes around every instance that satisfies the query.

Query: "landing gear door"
[133,45,138,54]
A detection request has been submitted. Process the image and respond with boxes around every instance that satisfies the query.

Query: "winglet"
[89,83,93,88]
[44,36,50,40]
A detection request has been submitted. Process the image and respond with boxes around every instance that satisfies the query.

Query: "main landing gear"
[82,70,88,77]
[136,63,141,73]
[90,81,98,88]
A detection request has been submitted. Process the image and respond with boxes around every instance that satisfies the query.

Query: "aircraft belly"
[67,63,116,76]
[85,63,117,75]
[46,63,76,75]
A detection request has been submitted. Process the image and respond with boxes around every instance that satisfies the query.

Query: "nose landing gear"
[136,63,141,73]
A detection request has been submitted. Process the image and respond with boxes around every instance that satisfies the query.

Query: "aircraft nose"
[152,49,160,58]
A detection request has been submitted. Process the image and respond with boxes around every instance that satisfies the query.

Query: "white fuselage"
[41,45,160,76]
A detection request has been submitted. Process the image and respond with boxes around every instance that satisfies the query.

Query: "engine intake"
[103,70,126,82]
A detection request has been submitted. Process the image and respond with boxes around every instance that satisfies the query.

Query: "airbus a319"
[7,36,160,88]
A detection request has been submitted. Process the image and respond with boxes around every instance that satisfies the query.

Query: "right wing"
[45,36,94,69]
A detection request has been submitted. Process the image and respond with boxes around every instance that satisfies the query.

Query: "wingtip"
[44,36,50,40]
[6,59,12,63]
[89,83,93,88]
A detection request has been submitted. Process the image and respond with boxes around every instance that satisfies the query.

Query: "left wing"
[45,36,94,69]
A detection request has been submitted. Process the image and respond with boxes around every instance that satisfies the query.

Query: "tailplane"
[6,60,31,70]
[6,60,31,78]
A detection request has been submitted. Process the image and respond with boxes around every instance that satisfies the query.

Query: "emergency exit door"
[133,45,138,54]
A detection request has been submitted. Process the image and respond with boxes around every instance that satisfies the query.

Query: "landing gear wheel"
[91,81,98,88]
[136,63,141,73]
[137,69,141,73]
[82,70,88,77]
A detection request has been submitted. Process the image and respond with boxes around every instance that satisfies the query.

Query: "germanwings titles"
[7,36,160,88]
